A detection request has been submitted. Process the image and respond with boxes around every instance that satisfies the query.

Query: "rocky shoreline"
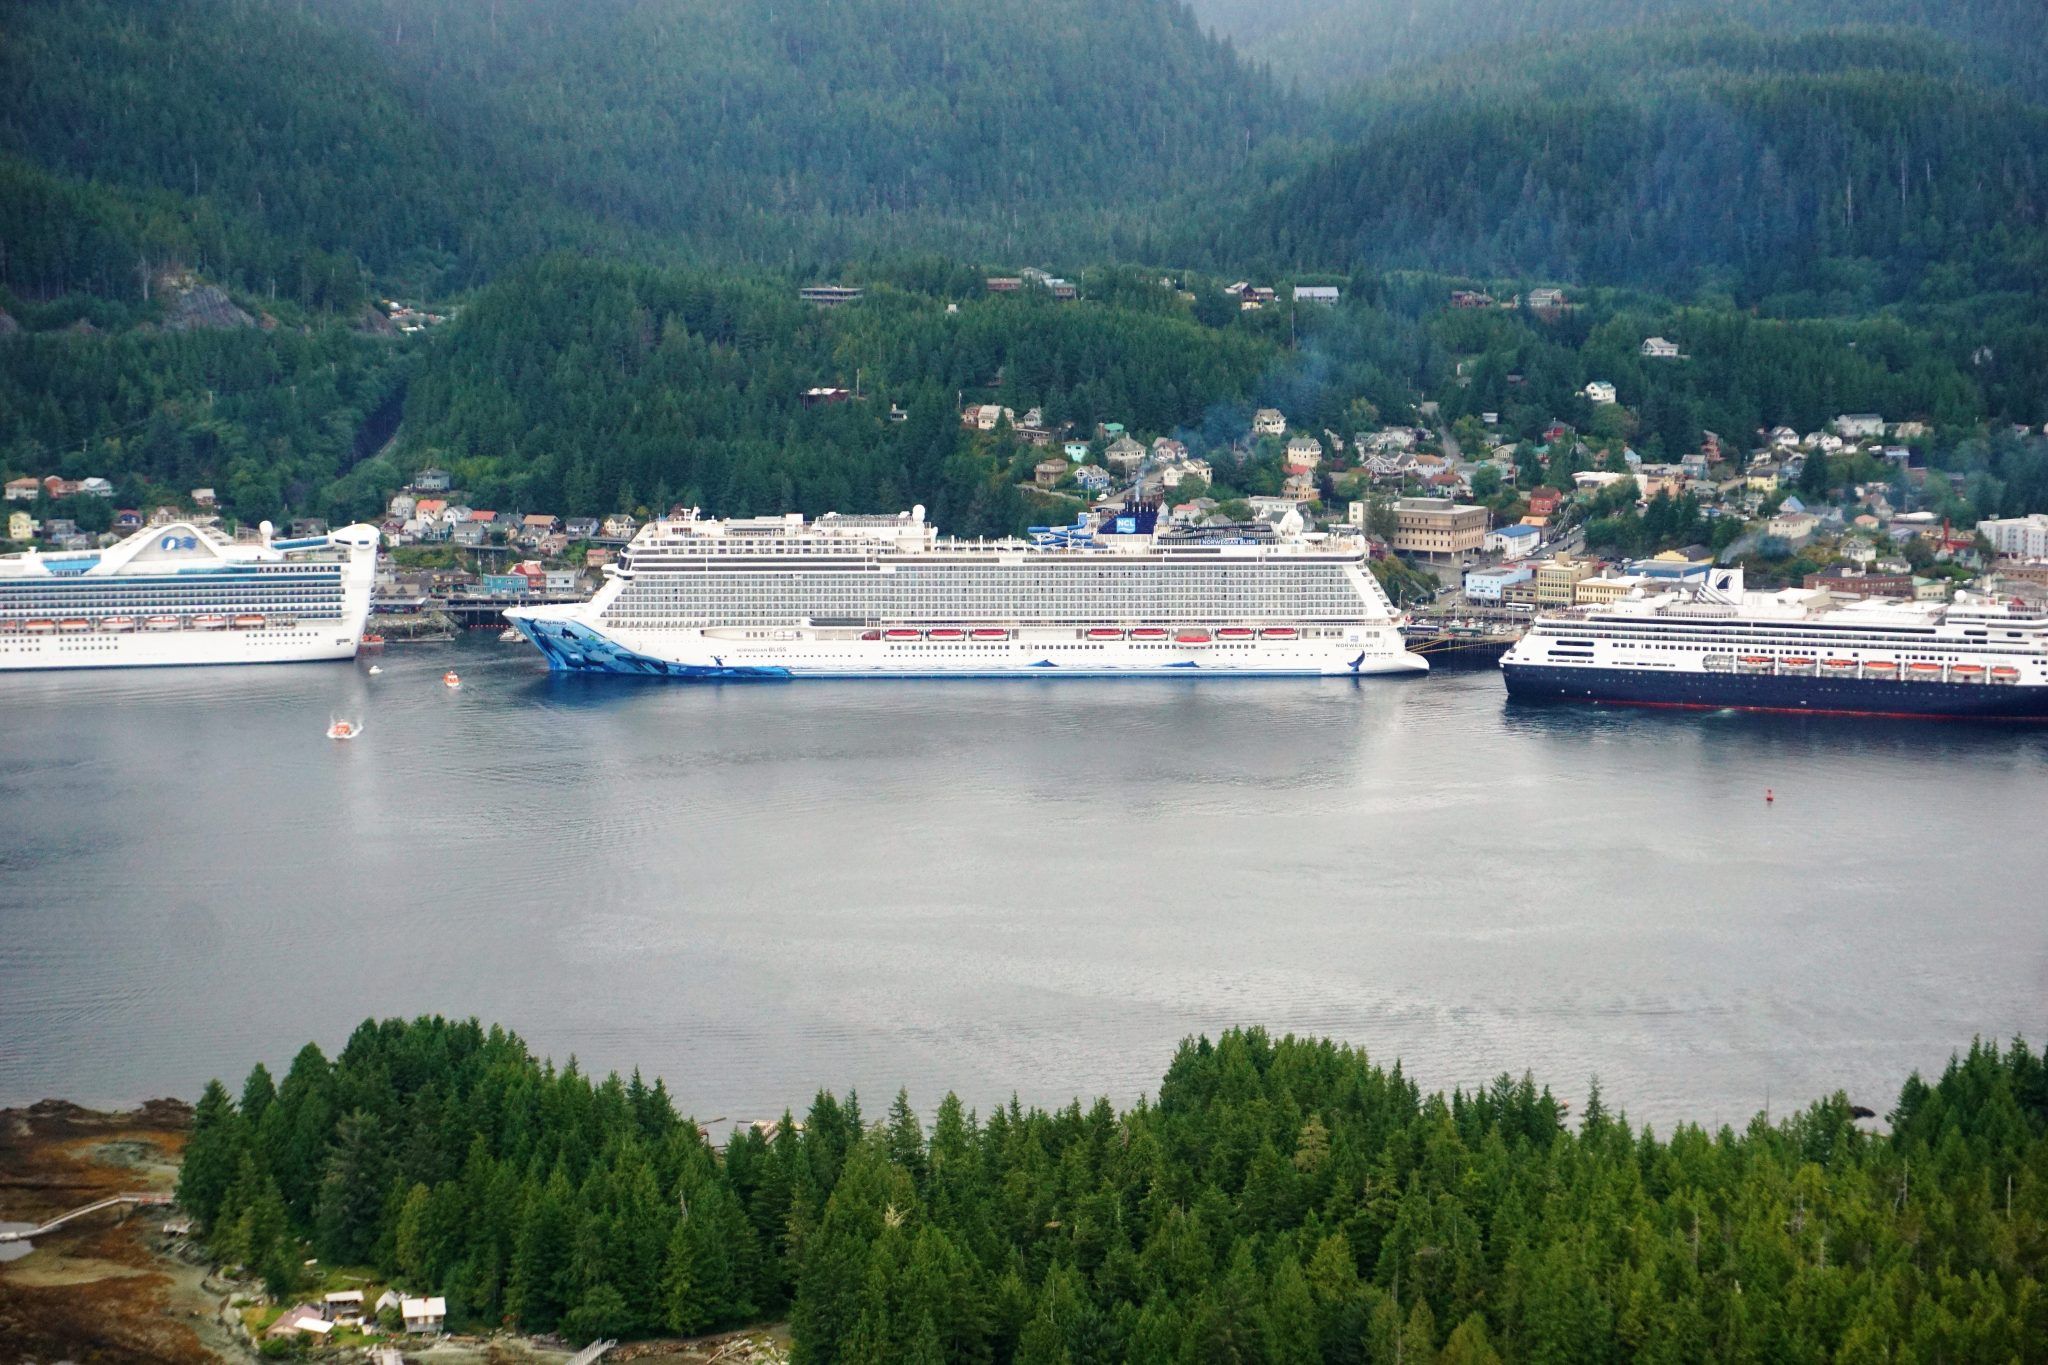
[0,1100,789,1364]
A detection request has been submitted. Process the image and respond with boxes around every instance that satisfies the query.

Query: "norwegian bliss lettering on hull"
[0,521,379,671]
[1500,567,2048,719]
[507,503,1427,680]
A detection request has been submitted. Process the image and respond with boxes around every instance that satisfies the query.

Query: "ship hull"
[1502,662,2048,720]
[0,623,365,672]
[510,614,1427,679]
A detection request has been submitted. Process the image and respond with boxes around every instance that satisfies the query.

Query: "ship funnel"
[911,504,926,524]
[259,519,274,547]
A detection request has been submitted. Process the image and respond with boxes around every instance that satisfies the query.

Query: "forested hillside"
[391,258,1277,535]
[1190,0,2048,96]
[0,0,1294,302]
[1234,24,2048,302]
[178,1016,2048,1358]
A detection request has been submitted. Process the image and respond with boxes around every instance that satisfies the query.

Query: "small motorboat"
[367,664,383,675]
[359,633,386,653]
[499,627,521,643]
[327,719,362,741]
[443,670,462,689]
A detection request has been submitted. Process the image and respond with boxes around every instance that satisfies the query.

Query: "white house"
[1252,408,1287,437]
[401,1296,447,1334]
[1284,436,1323,471]
[1484,523,1542,559]
[1640,336,1680,359]
[1583,380,1617,405]
[1833,413,1884,439]
[1769,426,1800,449]
[1766,511,1821,546]
[1293,285,1340,305]
[78,476,115,498]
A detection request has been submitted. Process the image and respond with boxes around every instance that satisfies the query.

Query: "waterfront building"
[1534,557,1597,607]
[1464,565,1533,603]
[1390,497,1488,559]
[1980,514,2048,560]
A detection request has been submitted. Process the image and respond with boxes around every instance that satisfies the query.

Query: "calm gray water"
[2,638,2044,1132]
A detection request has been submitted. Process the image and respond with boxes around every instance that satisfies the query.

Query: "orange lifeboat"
[971,628,1008,641]
[1216,627,1255,641]
[232,613,265,629]
[59,618,92,633]
[102,616,137,632]
[926,627,965,641]
[883,628,920,641]
[1087,627,1125,640]
[1130,627,1169,641]
[1261,626,1299,639]
[193,615,227,630]
[1175,629,1213,645]
[443,670,462,689]
[25,619,55,634]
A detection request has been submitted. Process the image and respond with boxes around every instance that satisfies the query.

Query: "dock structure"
[565,1340,617,1365]
[0,1191,171,1243]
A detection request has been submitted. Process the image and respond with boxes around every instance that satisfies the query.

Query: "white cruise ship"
[0,520,379,671]
[1501,568,2048,719]
[507,503,1426,679]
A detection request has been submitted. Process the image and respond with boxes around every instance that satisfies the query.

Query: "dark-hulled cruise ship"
[1500,568,2048,719]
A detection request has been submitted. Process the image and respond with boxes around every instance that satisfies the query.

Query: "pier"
[0,1191,171,1243]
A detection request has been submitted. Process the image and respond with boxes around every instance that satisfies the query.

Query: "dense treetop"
[179,1016,2048,1358]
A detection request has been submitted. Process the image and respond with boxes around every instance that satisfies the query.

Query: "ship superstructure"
[0,521,379,671]
[508,504,1427,679]
[1501,568,2048,718]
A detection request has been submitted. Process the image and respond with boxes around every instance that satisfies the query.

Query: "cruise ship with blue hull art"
[507,503,1428,680]
[1501,568,2048,720]
[0,520,379,671]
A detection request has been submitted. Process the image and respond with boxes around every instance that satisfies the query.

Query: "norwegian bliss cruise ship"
[0,520,379,671]
[507,503,1427,679]
[1501,568,2048,719]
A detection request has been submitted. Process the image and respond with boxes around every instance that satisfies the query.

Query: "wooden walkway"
[0,1191,171,1243]
[565,1340,617,1365]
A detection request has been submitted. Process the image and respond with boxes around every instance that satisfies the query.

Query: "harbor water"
[1,637,2044,1130]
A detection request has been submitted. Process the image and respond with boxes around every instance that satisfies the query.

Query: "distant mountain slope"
[1191,0,2048,95]
[1232,24,2048,300]
[0,0,1298,303]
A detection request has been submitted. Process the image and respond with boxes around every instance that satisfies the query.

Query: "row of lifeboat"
[1712,653,2019,684]
[860,626,1302,644]
[3,613,279,634]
